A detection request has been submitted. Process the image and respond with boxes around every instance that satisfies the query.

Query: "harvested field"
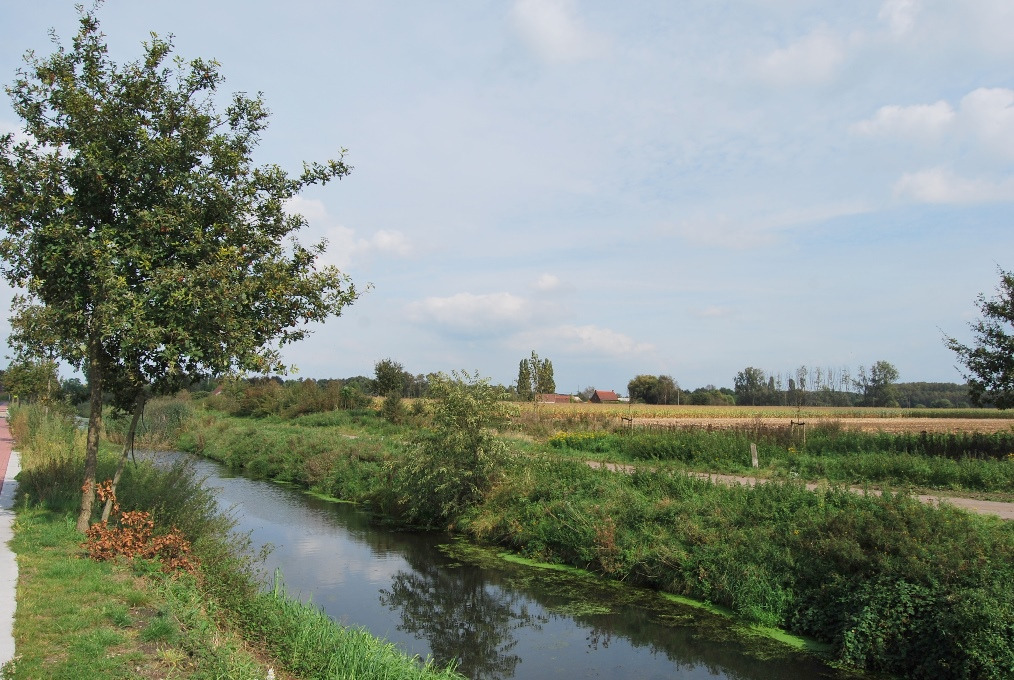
[630,416,1014,434]
[517,403,1014,434]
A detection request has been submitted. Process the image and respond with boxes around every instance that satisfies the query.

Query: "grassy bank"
[6,404,463,680]
[6,507,271,679]
[547,426,1014,497]
[178,400,1014,679]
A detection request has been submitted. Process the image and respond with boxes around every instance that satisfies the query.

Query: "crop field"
[516,402,1014,434]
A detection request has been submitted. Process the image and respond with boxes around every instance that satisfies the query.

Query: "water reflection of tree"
[380,562,546,680]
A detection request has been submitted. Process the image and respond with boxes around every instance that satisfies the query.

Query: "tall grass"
[232,573,461,680]
[546,424,1014,492]
[181,405,1014,678]
[103,396,197,450]
[468,459,1014,679]
[10,403,465,680]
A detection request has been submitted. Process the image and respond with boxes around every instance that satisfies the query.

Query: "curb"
[0,407,19,670]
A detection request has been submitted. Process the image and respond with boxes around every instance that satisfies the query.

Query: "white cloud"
[512,0,605,63]
[667,202,870,250]
[853,88,1014,161]
[755,27,845,86]
[366,229,413,257]
[533,273,561,292]
[543,324,654,357]
[513,324,654,358]
[893,166,1014,203]
[406,292,531,334]
[959,87,1014,159]
[879,0,921,37]
[851,100,954,140]
[285,196,413,268]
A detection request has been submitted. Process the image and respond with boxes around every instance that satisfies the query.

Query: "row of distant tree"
[0,354,976,411]
[733,361,902,407]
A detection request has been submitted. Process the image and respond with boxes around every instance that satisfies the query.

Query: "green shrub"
[105,397,195,450]
[547,431,619,453]
[392,372,518,528]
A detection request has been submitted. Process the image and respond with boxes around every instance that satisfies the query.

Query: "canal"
[175,453,852,680]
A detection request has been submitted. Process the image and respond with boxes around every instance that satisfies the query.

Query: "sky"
[2,0,1013,395]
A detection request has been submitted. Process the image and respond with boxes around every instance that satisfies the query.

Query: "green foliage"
[375,358,407,396]
[207,377,368,417]
[947,268,1014,409]
[600,424,1014,491]
[895,382,972,408]
[0,6,361,530]
[516,351,555,400]
[178,409,405,504]
[105,396,195,450]
[339,383,373,410]
[689,386,736,405]
[627,374,679,404]
[226,575,464,680]
[178,400,1014,677]
[60,377,90,405]
[394,371,518,527]
[1,359,60,405]
[12,410,461,680]
[860,360,901,407]
[547,431,620,453]
[9,405,85,511]
[382,390,408,424]
[471,463,1014,679]
[734,367,768,406]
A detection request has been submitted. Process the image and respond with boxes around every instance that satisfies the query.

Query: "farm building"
[590,390,620,403]
[538,393,572,404]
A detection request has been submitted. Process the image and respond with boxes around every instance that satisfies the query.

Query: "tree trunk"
[76,344,104,533]
[101,394,145,523]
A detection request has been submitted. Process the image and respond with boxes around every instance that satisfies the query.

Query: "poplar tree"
[516,351,554,400]
[0,7,361,531]
[516,358,533,400]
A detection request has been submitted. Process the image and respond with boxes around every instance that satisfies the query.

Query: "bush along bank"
[177,393,1014,680]
[8,405,464,680]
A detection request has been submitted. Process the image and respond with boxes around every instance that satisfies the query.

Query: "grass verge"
[4,507,268,679]
[6,405,463,680]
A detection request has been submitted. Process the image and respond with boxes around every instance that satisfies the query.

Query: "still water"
[175,453,852,680]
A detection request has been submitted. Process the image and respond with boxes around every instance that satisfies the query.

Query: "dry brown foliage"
[82,480,198,575]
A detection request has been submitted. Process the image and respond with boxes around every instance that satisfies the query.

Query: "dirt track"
[586,461,1014,520]
[632,416,1014,434]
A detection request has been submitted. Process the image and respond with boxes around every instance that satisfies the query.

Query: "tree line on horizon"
[0,353,976,413]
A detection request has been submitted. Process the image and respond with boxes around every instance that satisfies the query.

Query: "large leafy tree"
[627,373,679,404]
[1,358,59,405]
[374,358,407,396]
[0,8,361,531]
[627,374,659,404]
[516,351,555,400]
[946,269,1014,409]
[734,366,768,406]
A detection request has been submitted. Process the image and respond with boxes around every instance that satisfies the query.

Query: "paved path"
[586,461,1014,520]
[0,405,19,670]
